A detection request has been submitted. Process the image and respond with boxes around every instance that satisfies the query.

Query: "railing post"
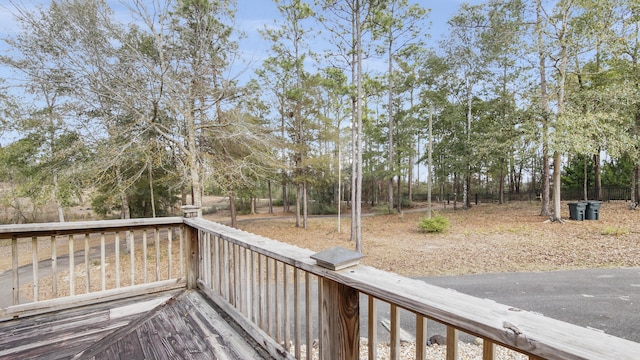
[320,278,359,360]
[182,206,200,289]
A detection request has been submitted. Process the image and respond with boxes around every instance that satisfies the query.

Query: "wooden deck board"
[0,289,273,360]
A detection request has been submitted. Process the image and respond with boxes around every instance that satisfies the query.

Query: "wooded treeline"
[1,0,640,238]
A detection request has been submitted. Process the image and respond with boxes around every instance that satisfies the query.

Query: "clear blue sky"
[0,0,480,79]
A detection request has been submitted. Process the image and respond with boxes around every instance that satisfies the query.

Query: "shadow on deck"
[0,289,272,359]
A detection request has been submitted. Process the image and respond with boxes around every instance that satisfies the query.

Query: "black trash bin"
[568,202,587,221]
[585,201,602,220]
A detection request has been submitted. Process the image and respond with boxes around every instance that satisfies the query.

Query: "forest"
[0,0,639,247]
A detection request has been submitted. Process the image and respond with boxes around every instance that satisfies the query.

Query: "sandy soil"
[206,200,640,277]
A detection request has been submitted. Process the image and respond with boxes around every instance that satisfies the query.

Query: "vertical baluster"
[84,234,90,293]
[202,233,209,286]
[100,233,106,291]
[214,235,220,294]
[32,237,38,302]
[390,304,400,360]
[167,227,173,279]
[155,227,160,282]
[317,276,323,360]
[267,256,273,336]
[234,244,240,308]
[12,237,18,305]
[179,225,184,277]
[130,230,135,286]
[446,327,458,360]
[416,315,427,360]
[369,296,378,360]
[258,253,264,330]
[142,230,148,283]
[275,260,282,345]
[224,239,230,301]
[245,248,252,319]
[238,246,245,314]
[252,251,258,324]
[284,263,291,351]
[305,272,312,360]
[483,339,495,360]
[68,235,74,296]
[50,236,57,298]
[115,232,120,288]
[294,267,301,359]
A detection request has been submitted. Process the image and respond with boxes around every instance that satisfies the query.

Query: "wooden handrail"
[184,217,640,360]
[2,216,640,359]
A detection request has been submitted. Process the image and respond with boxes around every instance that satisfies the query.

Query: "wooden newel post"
[182,205,200,289]
[312,247,363,360]
[320,279,360,360]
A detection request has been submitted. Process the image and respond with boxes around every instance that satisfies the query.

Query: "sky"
[0,0,481,84]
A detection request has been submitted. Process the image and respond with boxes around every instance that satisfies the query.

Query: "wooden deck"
[0,289,273,360]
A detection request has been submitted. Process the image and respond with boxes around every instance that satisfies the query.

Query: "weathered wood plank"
[415,315,426,360]
[85,233,91,293]
[0,217,184,240]
[199,284,295,360]
[0,279,185,321]
[51,235,57,298]
[390,304,400,360]
[189,217,640,359]
[69,234,75,296]
[31,237,38,302]
[483,339,496,360]
[142,230,148,284]
[446,326,458,360]
[319,278,359,360]
[101,232,106,291]
[115,232,120,288]
[305,272,313,360]
[12,237,18,305]
[368,295,377,360]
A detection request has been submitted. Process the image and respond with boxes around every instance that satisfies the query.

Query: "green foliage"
[418,213,449,233]
[310,202,337,215]
[561,155,594,191]
[601,227,629,236]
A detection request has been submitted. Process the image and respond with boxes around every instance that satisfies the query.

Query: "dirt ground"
[205,200,640,277]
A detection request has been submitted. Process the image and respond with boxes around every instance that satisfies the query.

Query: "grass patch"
[418,213,449,233]
[601,227,629,236]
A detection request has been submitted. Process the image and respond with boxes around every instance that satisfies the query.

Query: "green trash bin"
[568,202,587,221]
[585,201,602,220]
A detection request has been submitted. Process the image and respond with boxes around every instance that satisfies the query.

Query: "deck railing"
[2,211,640,359]
[0,217,186,320]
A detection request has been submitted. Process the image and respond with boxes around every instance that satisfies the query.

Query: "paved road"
[418,267,640,343]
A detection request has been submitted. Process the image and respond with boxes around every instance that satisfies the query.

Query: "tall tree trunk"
[148,157,156,218]
[268,180,273,214]
[537,0,550,217]
[593,152,601,201]
[303,182,308,229]
[583,156,589,201]
[354,0,363,252]
[295,184,301,227]
[499,157,505,205]
[229,187,237,228]
[387,34,395,214]
[53,172,65,222]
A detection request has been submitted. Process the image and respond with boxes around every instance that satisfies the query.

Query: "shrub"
[418,213,449,233]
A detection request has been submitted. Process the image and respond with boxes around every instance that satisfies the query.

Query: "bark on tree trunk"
[229,187,237,228]
[552,152,562,221]
[499,157,505,205]
[593,151,601,201]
